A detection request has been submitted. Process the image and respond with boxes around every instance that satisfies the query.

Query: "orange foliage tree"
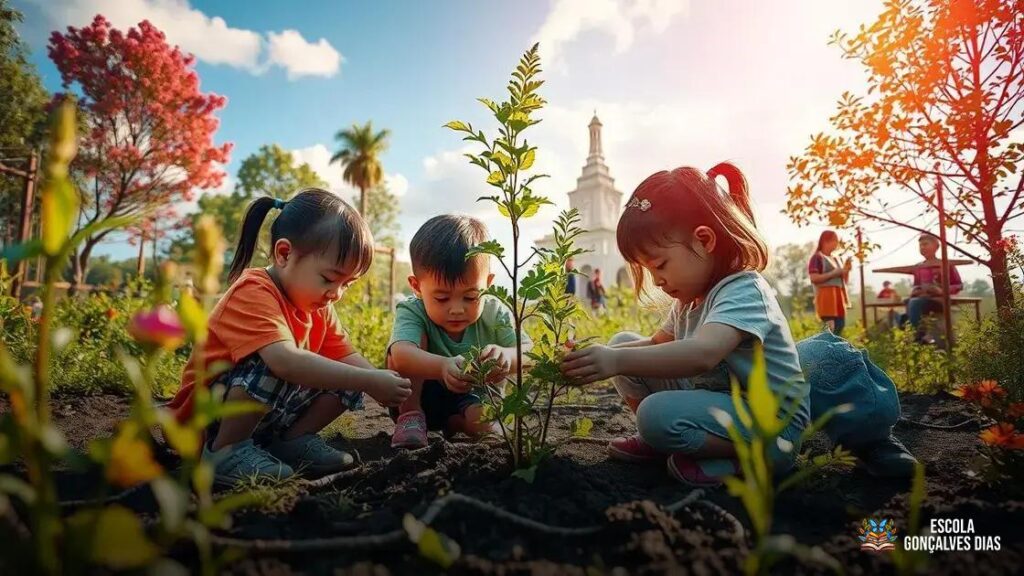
[786,0,1024,311]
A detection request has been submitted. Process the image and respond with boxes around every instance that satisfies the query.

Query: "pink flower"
[128,305,185,350]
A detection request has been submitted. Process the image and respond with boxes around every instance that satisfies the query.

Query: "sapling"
[709,343,855,576]
[445,44,589,472]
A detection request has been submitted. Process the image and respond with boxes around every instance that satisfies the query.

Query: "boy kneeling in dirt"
[387,215,531,449]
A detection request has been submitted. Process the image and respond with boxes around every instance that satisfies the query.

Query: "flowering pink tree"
[48,15,231,287]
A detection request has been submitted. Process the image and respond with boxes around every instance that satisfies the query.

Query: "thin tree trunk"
[70,239,98,296]
[360,185,373,302]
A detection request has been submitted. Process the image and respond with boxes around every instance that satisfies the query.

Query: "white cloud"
[27,0,342,80]
[266,30,343,80]
[531,0,689,69]
[289,143,407,207]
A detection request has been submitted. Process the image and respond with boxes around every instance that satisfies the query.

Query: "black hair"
[227,187,375,284]
[409,214,489,285]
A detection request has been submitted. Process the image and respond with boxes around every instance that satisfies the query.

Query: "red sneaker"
[391,410,428,449]
[666,453,739,487]
[608,435,662,463]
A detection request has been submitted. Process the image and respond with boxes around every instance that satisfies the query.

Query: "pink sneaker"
[608,435,662,463]
[391,411,428,449]
[666,453,740,487]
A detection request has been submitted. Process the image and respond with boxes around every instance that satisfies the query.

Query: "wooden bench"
[864,296,981,325]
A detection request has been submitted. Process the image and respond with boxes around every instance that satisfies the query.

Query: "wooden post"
[137,233,146,278]
[11,150,38,299]
[934,168,954,353]
[389,247,397,311]
[857,227,867,331]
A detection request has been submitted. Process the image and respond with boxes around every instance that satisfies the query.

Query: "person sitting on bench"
[902,233,962,343]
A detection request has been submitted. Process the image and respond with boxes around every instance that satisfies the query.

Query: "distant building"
[536,113,630,295]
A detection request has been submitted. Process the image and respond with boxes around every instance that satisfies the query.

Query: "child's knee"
[635,394,706,453]
[608,331,644,347]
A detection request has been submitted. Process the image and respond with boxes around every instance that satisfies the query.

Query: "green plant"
[334,292,393,369]
[445,44,589,471]
[861,324,955,393]
[955,237,1024,396]
[952,379,1024,487]
[891,461,929,576]
[0,99,259,575]
[711,344,854,575]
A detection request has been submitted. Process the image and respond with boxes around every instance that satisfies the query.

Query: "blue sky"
[13,0,1006,290]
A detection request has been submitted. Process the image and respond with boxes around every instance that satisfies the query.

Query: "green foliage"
[3,282,187,397]
[447,44,593,470]
[0,1,49,243]
[570,417,593,438]
[236,143,327,200]
[170,143,326,270]
[955,285,1024,399]
[861,324,954,393]
[891,461,929,576]
[0,100,255,575]
[763,242,816,317]
[714,344,850,575]
[334,291,394,369]
[331,120,390,216]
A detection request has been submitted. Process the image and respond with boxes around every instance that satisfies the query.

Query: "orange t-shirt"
[167,268,356,421]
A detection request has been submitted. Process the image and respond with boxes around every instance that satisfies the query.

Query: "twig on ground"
[208,490,710,553]
[897,416,981,430]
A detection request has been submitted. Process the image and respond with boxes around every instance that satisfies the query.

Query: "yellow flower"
[106,422,163,488]
[194,216,225,295]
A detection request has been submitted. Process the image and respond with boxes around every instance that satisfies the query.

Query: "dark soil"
[2,390,1022,575]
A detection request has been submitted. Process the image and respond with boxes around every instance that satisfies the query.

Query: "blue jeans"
[608,332,804,472]
[906,297,942,326]
[795,331,901,448]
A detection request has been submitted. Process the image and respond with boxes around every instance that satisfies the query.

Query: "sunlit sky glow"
[15,0,1014,291]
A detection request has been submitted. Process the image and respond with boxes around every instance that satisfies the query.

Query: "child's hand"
[442,356,472,394]
[477,344,513,384]
[366,370,413,407]
[560,344,619,386]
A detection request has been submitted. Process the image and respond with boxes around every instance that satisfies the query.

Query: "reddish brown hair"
[816,230,839,254]
[616,162,768,300]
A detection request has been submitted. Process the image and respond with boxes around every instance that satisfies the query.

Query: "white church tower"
[536,112,631,295]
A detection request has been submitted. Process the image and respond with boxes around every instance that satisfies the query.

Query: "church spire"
[588,111,603,162]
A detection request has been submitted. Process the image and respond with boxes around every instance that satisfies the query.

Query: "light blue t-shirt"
[660,271,810,427]
[387,295,529,358]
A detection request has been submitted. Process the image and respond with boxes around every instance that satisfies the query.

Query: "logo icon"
[859,518,898,552]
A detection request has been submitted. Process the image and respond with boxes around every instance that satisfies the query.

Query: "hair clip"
[273,198,287,210]
[626,197,651,212]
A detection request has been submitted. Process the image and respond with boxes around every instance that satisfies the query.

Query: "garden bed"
[5,390,1022,575]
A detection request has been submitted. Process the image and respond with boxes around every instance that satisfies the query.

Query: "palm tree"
[330,121,390,218]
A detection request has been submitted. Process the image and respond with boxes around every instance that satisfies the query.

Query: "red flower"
[128,305,185,350]
[105,308,119,320]
[979,423,1024,449]
[563,339,576,351]
[976,380,1007,408]
[1007,403,1024,420]
[953,380,1006,407]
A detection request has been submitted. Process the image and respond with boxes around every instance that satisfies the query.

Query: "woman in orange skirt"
[807,230,851,335]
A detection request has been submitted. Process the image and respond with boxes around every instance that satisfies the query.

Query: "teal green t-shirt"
[387,295,527,357]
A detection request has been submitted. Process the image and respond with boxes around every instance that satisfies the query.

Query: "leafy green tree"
[763,242,815,316]
[361,181,400,248]
[966,278,993,297]
[331,121,390,218]
[356,180,405,303]
[170,144,326,270]
[0,0,48,245]
[237,143,326,200]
